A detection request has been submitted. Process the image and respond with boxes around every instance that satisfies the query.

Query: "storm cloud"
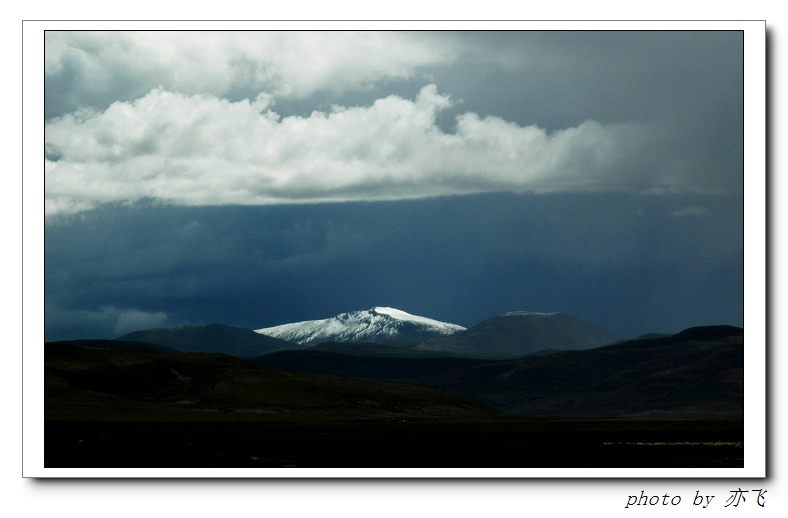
[45,193,743,340]
[43,30,744,341]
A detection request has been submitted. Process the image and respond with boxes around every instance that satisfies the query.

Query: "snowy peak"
[255,307,466,346]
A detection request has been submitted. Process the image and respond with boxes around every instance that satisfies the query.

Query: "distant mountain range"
[255,307,466,346]
[106,307,634,360]
[110,308,627,359]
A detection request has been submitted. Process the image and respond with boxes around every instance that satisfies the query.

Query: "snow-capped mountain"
[255,307,466,346]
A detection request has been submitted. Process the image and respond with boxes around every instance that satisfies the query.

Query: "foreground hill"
[45,342,491,421]
[256,307,465,346]
[117,323,298,358]
[424,326,743,417]
[44,334,744,468]
[306,341,467,357]
[47,338,180,354]
[250,349,495,381]
[415,311,622,359]
[603,325,743,350]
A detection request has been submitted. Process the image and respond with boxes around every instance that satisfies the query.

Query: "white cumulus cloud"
[45,84,664,215]
[45,31,458,117]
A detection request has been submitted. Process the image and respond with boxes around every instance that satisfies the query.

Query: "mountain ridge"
[117,323,298,358]
[415,311,622,359]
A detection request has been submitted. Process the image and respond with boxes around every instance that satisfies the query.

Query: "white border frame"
[23,20,766,479]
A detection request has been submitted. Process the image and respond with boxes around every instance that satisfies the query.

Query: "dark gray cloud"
[431,31,742,127]
[429,31,743,192]
[45,192,743,340]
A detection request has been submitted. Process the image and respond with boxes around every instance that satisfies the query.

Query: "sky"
[43,30,744,340]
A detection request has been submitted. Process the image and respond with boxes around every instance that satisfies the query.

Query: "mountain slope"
[602,325,743,350]
[45,342,492,421]
[307,341,467,358]
[415,311,622,359]
[424,326,743,417]
[48,338,180,354]
[117,323,298,358]
[256,307,465,346]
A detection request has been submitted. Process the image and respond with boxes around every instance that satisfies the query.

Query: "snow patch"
[372,307,452,326]
[500,311,559,317]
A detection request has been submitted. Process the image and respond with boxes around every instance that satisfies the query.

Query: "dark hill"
[250,349,496,381]
[602,325,743,351]
[117,323,298,358]
[424,325,743,417]
[307,341,464,358]
[48,339,180,354]
[415,312,622,359]
[45,342,492,421]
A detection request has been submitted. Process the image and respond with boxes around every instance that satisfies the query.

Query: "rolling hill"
[424,326,743,417]
[45,341,492,421]
[249,349,496,381]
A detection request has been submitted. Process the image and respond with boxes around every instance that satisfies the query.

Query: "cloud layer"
[44,31,742,215]
[45,85,669,215]
[44,193,743,340]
